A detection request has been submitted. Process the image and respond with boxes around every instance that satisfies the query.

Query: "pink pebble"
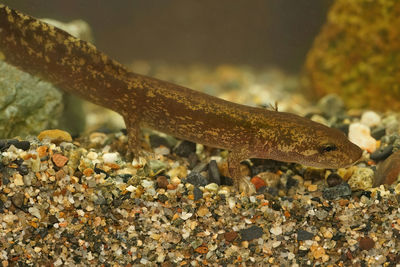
[348,123,376,152]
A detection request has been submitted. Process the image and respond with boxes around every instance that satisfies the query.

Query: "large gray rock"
[0,18,93,139]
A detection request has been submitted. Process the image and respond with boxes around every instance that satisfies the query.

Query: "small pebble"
[359,236,375,250]
[37,129,72,144]
[0,139,30,151]
[86,151,98,160]
[370,145,393,161]
[52,153,69,168]
[360,111,381,127]
[224,231,238,242]
[270,226,283,236]
[13,173,24,186]
[193,187,203,200]
[205,183,219,192]
[174,140,196,157]
[170,176,181,186]
[89,132,107,145]
[371,126,386,140]
[102,152,119,164]
[257,172,280,188]
[250,176,266,191]
[186,172,208,187]
[154,146,170,155]
[348,167,374,190]
[208,160,221,185]
[28,206,41,219]
[149,134,171,148]
[307,184,318,192]
[156,176,169,189]
[11,193,25,208]
[326,173,343,187]
[322,183,352,200]
[240,226,263,241]
[348,123,377,152]
[297,229,314,241]
[196,206,209,217]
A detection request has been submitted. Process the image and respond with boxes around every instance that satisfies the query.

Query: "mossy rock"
[303,0,400,111]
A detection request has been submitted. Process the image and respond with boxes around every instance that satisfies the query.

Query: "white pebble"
[360,111,381,127]
[28,207,41,219]
[272,240,282,248]
[270,225,283,236]
[348,123,376,152]
[205,183,219,192]
[86,151,98,160]
[142,180,154,188]
[179,211,193,220]
[13,173,24,186]
[102,152,119,164]
[154,146,170,155]
[126,185,136,192]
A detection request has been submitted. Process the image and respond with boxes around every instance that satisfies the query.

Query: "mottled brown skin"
[0,5,362,190]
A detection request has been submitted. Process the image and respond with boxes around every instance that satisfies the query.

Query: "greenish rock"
[0,61,63,139]
[0,18,94,139]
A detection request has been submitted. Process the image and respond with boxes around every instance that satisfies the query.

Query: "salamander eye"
[319,143,337,153]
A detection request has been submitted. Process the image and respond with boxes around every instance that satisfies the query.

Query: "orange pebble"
[52,153,69,168]
[37,146,48,158]
[83,168,94,177]
[194,246,208,254]
[167,184,177,190]
[104,163,120,170]
[250,176,266,191]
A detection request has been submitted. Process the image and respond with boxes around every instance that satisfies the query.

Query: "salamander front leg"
[123,116,142,159]
[228,150,255,195]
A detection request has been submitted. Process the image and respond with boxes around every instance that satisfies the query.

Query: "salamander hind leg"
[228,150,256,195]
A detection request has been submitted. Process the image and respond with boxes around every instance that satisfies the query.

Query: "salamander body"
[0,5,362,191]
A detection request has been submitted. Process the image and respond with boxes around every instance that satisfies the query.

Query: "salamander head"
[255,113,362,169]
[293,126,362,169]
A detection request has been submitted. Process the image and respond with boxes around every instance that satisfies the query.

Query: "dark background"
[1,0,332,73]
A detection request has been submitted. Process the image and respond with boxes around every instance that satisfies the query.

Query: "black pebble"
[149,134,171,149]
[187,153,198,169]
[0,199,4,213]
[326,173,343,187]
[297,229,314,241]
[186,172,208,187]
[2,176,10,185]
[322,183,352,200]
[48,215,59,225]
[94,167,109,178]
[208,160,221,185]
[17,164,29,176]
[370,145,393,161]
[371,127,386,140]
[286,175,298,189]
[221,176,233,186]
[157,194,168,203]
[240,225,264,241]
[11,193,25,209]
[0,139,30,151]
[193,187,203,200]
[174,140,196,157]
